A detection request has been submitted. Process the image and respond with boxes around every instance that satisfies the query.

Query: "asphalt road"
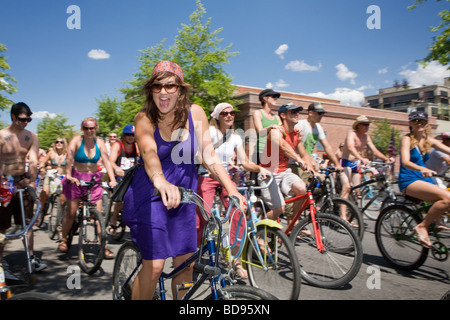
[3,211,449,301]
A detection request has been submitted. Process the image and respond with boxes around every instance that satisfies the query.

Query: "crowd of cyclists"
[1,61,449,298]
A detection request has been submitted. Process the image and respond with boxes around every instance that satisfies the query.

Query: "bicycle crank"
[431,241,448,261]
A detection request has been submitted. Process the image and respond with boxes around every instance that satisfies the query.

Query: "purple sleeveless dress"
[123,111,198,260]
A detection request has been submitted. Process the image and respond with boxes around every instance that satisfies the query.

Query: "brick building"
[231,85,438,158]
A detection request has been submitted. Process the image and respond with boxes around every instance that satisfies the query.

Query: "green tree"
[95,95,122,138]
[371,119,402,155]
[409,0,450,67]
[37,113,74,150]
[0,43,18,110]
[99,0,240,127]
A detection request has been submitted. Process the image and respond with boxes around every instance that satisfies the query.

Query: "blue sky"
[1,0,450,133]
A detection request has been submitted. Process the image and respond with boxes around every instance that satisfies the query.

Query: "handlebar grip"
[153,186,186,197]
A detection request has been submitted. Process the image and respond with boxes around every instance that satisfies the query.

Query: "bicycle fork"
[308,193,326,253]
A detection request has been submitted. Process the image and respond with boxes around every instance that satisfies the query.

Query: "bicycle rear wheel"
[78,208,106,275]
[112,241,142,300]
[244,225,301,300]
[291,213,363,288]
[204,285,278,300]
[375,205,428,270]
[319,197,364,240]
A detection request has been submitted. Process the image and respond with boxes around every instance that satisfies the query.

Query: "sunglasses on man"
[17,117,32,123]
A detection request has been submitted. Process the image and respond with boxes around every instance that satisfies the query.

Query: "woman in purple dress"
[123,61,246,300]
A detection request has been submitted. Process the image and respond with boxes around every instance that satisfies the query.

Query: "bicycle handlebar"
[236,174,274,192]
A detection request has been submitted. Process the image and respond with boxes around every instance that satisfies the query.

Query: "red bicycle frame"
[284,190,326,252]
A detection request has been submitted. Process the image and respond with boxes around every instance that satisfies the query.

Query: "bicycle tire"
[441,289,450,300]
[78,207,106,275]
[290,213,363,288]
[375,205,428,271]
[112,241,142,300]
[204,284,278,300]
[37,195,52,228]
[244,225,301,300]
[8,292,60,300]
[49,196,65,240]
[319,197,364,240]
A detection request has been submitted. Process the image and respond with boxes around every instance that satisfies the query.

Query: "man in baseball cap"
[278,102,303,116]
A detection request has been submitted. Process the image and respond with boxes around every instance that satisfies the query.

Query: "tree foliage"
[96,0,240,129]
[409,0,450,67]
[371,119,402,155]
[37,113,75,150]
[0,44,18,111]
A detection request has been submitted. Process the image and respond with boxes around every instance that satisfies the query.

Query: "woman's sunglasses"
[220,111,235,117]
[55,141,65,144]
[411,119,428,126]
[151,83,179,93]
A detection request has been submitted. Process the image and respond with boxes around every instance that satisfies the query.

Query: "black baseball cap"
[308,102,327,114]
[278,102,303,116]
[259,89,281,101]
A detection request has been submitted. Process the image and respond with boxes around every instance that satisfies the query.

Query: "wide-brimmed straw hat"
[352,115,371,130]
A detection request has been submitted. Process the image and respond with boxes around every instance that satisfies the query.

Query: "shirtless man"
[340,115,392,205]
[0,102,47,277]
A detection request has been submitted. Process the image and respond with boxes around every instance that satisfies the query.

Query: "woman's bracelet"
[150,171,164,181]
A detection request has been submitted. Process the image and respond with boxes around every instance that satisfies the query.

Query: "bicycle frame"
[284,189,326,252]
[119,188,242,300]
[0,187,41,296]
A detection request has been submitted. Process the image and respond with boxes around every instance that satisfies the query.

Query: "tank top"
[256,110,280,158]
[74,138,101,163]
[115,141,139,171]
[261,125,300,173]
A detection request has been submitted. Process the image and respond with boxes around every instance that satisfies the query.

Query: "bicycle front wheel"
[375,205,428,270]
[78,208,106,275]
[319,197,364,240]
[49,196,65,240]
[291,213,363,288]
[112,241,142,300]
[244,225,301,300]
[204,285,278,300]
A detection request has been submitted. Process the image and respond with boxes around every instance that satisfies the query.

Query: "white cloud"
[33,111,57,119]
[88,49,111,60]
[399,61,450,87]
[275,79,289,88]
[285,60,322,72]
[378,68,388,74]
[307,88,365,106]
[275,44,288,59]
[336,63,357,84]
[266,79,289,90]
